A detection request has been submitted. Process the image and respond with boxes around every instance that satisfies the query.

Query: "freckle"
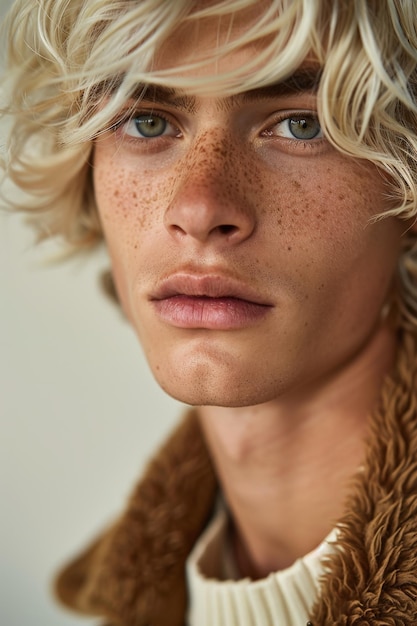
[292,180,301,189]
[338,194,345,201]
[136,214,147,229]
[133,191,137,199]
[287,246,292,251]
[114,190,119,197]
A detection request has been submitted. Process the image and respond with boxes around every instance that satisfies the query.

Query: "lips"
[150,273,273,330]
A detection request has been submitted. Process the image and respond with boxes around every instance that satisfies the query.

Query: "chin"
[153,365,283,408]
[142,337,290,407]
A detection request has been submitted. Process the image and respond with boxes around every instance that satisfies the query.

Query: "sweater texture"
[186,506,337,625]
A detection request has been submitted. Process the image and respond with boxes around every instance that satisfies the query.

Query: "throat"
[199,405,368,576]
[197,322,398,577]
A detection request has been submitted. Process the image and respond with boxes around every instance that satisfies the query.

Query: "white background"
[0,1,182,624]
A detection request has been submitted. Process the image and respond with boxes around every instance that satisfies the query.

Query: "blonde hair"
[2,0,417,322]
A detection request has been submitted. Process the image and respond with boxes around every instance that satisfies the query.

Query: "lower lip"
[153,296,271,330]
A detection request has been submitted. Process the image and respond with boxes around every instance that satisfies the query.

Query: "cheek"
[93,148,181,264]
[94,161,159,234]
[258,159,400,314]
[93,153,167,315]
[259,156,392,262]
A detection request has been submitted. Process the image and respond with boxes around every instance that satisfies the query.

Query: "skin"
[93,12,407,575]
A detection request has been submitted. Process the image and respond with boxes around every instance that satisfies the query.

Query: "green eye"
[267,114,323,142]
[288,117,322,140]
[133,114,168,138]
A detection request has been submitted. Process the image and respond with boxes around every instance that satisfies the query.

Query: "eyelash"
[113,110,181,141]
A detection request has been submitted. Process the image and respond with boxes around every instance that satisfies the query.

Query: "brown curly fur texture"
[310,330,417,625]
[54,412,217,626]
[55,331,417,626]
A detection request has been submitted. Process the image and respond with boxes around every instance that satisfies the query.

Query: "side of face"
[92,16,404,408]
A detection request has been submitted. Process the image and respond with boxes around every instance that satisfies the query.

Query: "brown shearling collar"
[310,329,417,624]
[55,330,417,626]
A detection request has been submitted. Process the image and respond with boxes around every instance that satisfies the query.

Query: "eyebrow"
[126,68,322,114]
[231,68,322,105]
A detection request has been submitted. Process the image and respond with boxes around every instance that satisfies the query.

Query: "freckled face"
[93,23,403,408]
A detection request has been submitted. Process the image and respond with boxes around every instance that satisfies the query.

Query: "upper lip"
[150,273,273,306]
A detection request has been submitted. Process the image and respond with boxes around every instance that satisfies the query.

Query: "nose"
[164,137,256,245]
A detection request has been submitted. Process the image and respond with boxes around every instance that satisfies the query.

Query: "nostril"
[218,224,237,235]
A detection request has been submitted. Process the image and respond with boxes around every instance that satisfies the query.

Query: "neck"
[197,322,397,577]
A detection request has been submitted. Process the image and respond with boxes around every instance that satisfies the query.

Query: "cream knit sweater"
[186,507,336,626]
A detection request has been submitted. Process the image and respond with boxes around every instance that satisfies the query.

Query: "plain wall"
[0,1,183,624]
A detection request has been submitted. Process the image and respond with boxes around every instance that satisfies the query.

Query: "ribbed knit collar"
[187,506,337,626]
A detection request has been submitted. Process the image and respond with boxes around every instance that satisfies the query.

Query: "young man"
[2,0,417,624]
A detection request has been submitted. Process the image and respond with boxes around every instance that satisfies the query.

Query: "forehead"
[154,1,272,69]
[120,0,320,98]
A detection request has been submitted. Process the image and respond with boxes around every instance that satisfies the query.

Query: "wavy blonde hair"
[2,0,417,322]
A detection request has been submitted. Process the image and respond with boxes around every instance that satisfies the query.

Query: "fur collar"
[310,329,417,625]
[55,330,417,626]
